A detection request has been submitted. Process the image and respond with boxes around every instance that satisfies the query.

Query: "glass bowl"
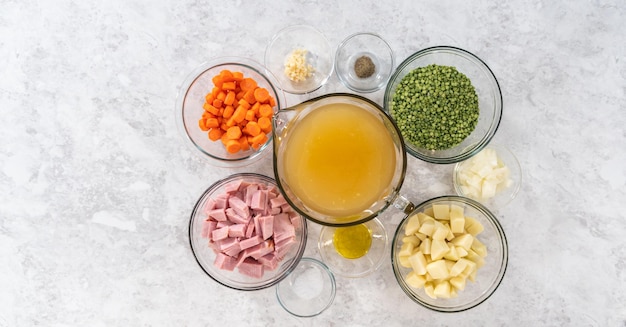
[383,46,503,164]
[264,25,334,94]
[176,57,285,167]
[335,32,394,93]
[453,144,522,209]
[276,257,336,317]
[318,217,388,278]
[391,196,508,312]
[188,173,307,291]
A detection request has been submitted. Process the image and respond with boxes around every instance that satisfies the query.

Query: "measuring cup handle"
[392,194,415,215]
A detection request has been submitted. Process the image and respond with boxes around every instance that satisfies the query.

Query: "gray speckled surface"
[1,0,625,326]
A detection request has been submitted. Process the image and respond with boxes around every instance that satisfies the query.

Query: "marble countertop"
[1,0,624,326]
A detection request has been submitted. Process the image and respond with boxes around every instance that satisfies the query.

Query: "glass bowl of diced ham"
[189,173,308,291]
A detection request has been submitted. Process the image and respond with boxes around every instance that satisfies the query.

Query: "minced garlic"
[284,48,314,82]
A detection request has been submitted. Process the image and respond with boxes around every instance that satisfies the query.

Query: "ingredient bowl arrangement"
[188,173,307,291]
[384,46,503,164]
[176,57,285,167]
[391,196,508,312]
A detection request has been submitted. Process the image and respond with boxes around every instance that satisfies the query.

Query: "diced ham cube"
[239,235,263,250]
[288,212,302,229]
[270,195,287,209]
[204,198,217,212]
[258,215,274,240]
[224,179,243,194]
[216,220,233,229]
[253,215,262,237]
[216,237,238,251]
[213,193,229,209]
[275,236,296,257]
[214,253,237,271]
[280,204,293,213]
[208,208,227,221]
[228,196,250,219]
[201,220,217,238]
[250,189,268,211]
[222,241,242,257]
[238,258,264,278]
[244,183,260,206]
[245,221,255,238]
[273,213,295,243]
[269,207,281,215]
[225,207,249,224]
[211,226,229,241]
[247,240,275,260]
[258,253,280,270]
[228,224,247,238]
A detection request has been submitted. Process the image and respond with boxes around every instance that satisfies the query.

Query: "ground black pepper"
[354,55,376,78]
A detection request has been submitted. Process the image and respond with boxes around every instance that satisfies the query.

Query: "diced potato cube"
[405,214,421,235]
[430,239,449,261]
[408,251,428,275]
[431,221,448,241]
[471,238,487,257]
[419,237,431,255]
[398,242,415,257]
[405,271,427,288]
[418,219,435,237]
[424,282,436,299]
[464,216,484,236]
[434,280,452,299]
[432,204,450,220]
[449,258,469,277]
[399,255,412,268]
[423,206,434,218]
[444,259,455,272]
[417,212,434,225]
[456,246,469,258]
[450,213,465,234]
[402,235,421,247]
[451,233,474,250]
[445,223,455,241]
[426,260,449,280]
[443,245,459,261]
[465,249,482,263]
[425,272,433,281]
[450,204,464,218]
[414,232,427,241]
[450,276,467,291]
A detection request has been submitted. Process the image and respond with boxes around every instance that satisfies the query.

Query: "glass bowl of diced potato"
[390,195,508,312]
[188,173,308,291]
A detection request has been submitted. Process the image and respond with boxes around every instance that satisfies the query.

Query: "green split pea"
[390,64,479,151]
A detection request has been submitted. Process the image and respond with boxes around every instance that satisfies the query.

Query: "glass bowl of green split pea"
[383,46,503,164]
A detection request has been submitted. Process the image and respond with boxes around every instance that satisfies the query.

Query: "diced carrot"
[211,86,220,98]
[222,81,236,91]
[239,136,250,151]
[212,98,223,108]
[220,123,229,131]
[223,105,235,119]
[243,90,257,104]
[224,91,236,106]
[225,139,241,153]
[232,71,244,82]
[245,121,261,136]
[245,109,256,122]
[212,75,223,89]
[250,132,268,150]
[208,128,223,141]
[257,116,272,133]
[199,119,208,131]
[226,126,242,140]
[232,105,247,123]
[258,104,273,118]
[206,118,219,129]
[240,78,258,92]
[251,102,261,116]
[220,69,234,82]
[217,91,226,101]
[236,90,245,100]
[254,87,271,103]
[269,96,276,107]
[238,98,251,110]
[221,131,230,145]
[205,93,215,104]
[203,103,219,115]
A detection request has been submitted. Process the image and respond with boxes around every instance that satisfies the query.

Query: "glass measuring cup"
[272,93,407,227]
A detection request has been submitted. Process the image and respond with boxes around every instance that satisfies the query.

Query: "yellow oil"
[282,103,396,217]
[333,224,372,259]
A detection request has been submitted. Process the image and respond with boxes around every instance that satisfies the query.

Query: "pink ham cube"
[239,235,263,250]
[258,253,280,270]
[208,208,227,221]
[228,224,247,238]
[224,179,243,194]
[214,253,238,271]
[258,215,274,240]
[238,258,264,278]
[228,196,250,219]
[211,226,229,241]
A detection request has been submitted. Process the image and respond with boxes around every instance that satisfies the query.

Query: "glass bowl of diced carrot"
[188,173,308,291]
[176,57,286,167]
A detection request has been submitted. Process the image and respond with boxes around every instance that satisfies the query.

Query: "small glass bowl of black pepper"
[335,32,394,93]
[384,46,503,164]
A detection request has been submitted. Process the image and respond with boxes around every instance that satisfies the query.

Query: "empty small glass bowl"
[276,257,336,317]
[384,46,503,164]
[335,32,394,93]
[264,25,334,94]
[453,144,522,209]
[188,173,307,291]
[176,57,285,167]
[391,196,508,312]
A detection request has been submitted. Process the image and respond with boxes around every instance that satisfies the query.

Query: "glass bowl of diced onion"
[453,144,522,209]
[264,24,334,94]
[176,57,286,167]
[390,196,508,312]
[188,173,308,291]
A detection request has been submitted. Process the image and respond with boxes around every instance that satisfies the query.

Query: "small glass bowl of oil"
[318,217,388,278]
